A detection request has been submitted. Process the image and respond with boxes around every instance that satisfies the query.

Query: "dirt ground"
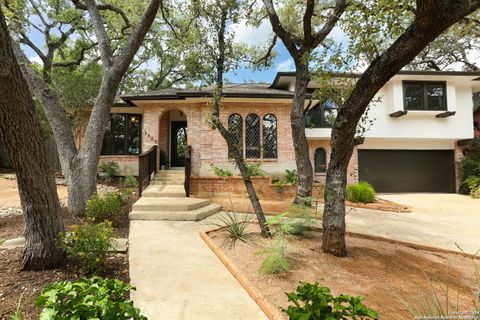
[208,195,410,215]
[209,225,479,319]
[0,249,129,320]
[0,177,68,209]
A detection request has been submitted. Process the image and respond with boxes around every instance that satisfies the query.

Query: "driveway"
[342,193,480,255]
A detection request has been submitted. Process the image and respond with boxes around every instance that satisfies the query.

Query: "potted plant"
[160,150,168,170]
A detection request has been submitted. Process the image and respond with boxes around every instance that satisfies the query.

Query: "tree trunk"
[0,7,65,270]
[291,63,313,204]
[322,0,480,257]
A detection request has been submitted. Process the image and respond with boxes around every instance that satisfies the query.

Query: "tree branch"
[262,0,300,60]
[114,0,160,75]
[311,0,347,48]
[82,0,114,67]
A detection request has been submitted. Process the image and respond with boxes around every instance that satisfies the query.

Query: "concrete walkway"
[342,194,480,255]
[129,217,267,320]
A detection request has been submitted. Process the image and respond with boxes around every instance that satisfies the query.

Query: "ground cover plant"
[284,282,378,320]
[35,277,146,320]
[210,164,234,177]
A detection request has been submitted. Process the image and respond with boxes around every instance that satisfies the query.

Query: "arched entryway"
[159,109,188,169]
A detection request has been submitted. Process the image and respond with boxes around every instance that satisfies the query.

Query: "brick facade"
[76,100,359,182]
[140,100,359,181]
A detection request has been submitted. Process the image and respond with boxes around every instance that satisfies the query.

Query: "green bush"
[124,175,139,188]
[60,222,114,272]
[257,237,289,274]
[210,164,233,177]
[283,169,298,184]
[244,163,265,177]
[99,161,119,182]
[86,192,123,223]
[461,175,480,198]
[35,277,146,320]
[346,181,376,203]
[284,282,378,320]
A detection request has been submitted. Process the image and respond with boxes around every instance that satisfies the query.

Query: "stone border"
[200,228,285,320]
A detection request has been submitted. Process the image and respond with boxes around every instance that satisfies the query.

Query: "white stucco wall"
[306,75,476,141]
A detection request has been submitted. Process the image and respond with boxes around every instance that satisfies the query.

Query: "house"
[90,70,480,194]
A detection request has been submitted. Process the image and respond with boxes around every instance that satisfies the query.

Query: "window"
[101,114,142,155]
[304,99,337,128]
[314,148,327,173]
[228,114,243,158]
[403,81,447,111]
[245,114,261,158]
[263,114,277,158]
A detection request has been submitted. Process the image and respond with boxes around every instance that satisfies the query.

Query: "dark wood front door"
[170,121,187,167]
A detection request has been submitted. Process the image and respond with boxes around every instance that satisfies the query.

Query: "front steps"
[130,170,221,221]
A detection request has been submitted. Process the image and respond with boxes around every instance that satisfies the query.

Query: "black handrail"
[138,145,158,196]
[184,145,192,197]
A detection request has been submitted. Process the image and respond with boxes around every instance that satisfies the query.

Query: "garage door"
[358,150,456,193]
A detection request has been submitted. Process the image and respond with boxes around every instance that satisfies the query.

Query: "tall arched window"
[263,114,277,158]
[245,114,260,158]
[228,114,243,158]
[314,148,327,173]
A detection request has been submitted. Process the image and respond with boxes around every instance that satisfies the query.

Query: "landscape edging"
[200,229,285,320]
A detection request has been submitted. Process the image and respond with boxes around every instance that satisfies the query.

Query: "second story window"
[305,99,337,128]
[403,81,447,111]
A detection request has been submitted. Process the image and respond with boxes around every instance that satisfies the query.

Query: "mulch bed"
[0,184,138,319]
[209,196,410,216]
[208,224,478,319]
[0,192,138,241]
[0,249,129,320]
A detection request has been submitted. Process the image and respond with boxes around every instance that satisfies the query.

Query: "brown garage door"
[358,150,456,193]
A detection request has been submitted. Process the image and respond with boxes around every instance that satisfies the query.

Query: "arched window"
[228,114,243,158]
[263,114,277,158]
[245,114,260,158]
[314,148,327,173]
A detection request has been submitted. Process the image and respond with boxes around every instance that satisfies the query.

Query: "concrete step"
[142,185,186,198]
[129,204,221,221]
[156,170,185,176]
[132,197,209,212]
[151,180,184,186]
[153,176,184,182]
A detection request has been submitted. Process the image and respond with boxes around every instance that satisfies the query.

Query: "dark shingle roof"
[120,83,303,105]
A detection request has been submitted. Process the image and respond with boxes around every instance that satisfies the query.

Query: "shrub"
[257,237,289,274]
[283,169,298,184]
[35,277,146,320]
[284,282,378,320]
[244,162,265,177]
[461,175,480,198]
[210,164,233,177]
[124,175,139,188]
[471,186,480,199]
[60,222,114,272]
[212,211,252,247]
[98,161,119,182]
[86,192,123,223]
[346,181,376,203]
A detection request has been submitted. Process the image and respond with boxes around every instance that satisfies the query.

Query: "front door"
[170,121,187,167]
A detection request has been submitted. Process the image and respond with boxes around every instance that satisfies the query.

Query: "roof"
[120,83,305,105]
[270,70,480,89]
